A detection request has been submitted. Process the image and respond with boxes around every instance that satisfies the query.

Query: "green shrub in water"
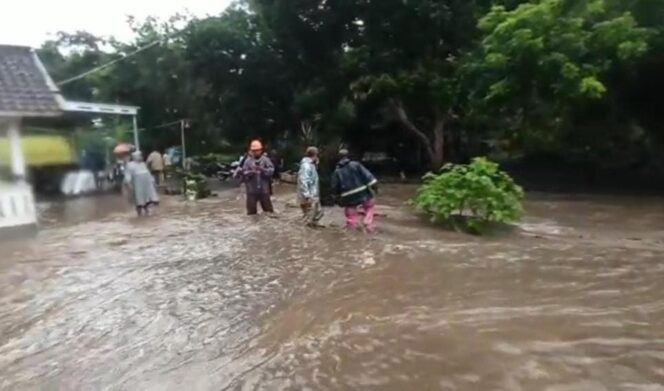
[412,157,524,234]
[182,171,210,200]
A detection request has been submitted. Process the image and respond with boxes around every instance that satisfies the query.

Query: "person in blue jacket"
[331,149,378,232]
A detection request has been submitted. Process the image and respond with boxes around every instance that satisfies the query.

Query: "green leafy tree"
[39,17,196,152]
[185,7,296,147]
[471,0,650,157]
[97,15,195,151]
[38,32,108,101]
[347,0,479,170]
[250,0,361,146]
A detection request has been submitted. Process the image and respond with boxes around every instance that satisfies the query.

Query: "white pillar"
[7,118,26,179]
[180,120,187,168]
[132,115,140,152]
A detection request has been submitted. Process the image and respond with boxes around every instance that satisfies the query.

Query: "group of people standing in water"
[237,140,378,232]
[123,139,379,232]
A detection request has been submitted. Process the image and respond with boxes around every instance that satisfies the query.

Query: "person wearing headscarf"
[124,151,160,216]
[240,140,275,215]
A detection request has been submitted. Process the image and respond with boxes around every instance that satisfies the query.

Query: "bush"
[182,171,210,200]
[411,157,524,234]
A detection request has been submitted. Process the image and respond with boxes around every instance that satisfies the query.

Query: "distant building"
[0,45,64,232]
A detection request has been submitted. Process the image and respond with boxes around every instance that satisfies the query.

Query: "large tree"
[470,0,650,165]
[345,0,480,169]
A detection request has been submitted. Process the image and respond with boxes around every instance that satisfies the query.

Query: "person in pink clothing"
[331,149,378,233]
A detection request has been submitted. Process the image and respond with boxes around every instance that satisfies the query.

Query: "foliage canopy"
[36,0,664,177]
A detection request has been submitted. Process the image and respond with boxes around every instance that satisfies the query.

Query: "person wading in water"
[297,146,324,227]
[240,140,275,215]
[124,151,160,216]
[146,149,165,186]
[331,149,378,233]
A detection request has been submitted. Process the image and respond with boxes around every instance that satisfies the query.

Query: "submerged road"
[1,186,664,390]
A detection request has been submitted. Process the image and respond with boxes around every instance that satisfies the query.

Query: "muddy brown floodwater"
[1,185,664,390]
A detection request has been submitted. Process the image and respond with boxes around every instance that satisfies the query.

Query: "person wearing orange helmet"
[240,139,275,214]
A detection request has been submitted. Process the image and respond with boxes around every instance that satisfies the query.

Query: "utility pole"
[180,119,188,168]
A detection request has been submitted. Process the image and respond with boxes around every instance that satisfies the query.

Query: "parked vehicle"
[1,134,77,195]
[214,162,234,182]
[361,152,400,176]
[189,154,239,182]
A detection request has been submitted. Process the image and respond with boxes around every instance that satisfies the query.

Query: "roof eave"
[0,111,63,118]
[31,49,67,110]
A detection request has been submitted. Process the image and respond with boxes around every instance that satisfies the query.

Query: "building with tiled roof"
[1,44,63,232]
[0,45,64,117]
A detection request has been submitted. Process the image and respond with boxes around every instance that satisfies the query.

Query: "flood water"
[1,185,664,390]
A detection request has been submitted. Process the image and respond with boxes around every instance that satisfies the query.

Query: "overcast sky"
[0,0,233,47]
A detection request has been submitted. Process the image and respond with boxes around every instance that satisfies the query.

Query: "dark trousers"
[246,192,274,215]
[151,170,164,186]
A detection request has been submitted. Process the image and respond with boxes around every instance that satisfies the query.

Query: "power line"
[139,119,185,132]
[56,40,162,86]
[55,23,193,87]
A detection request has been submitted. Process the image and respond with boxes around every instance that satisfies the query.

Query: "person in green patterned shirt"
[297,146,324,227]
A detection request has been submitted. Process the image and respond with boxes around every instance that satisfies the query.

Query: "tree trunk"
[431,110,445,170]
[391,99,446,171]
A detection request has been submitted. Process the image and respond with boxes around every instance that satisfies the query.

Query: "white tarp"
[60,170,97,196]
